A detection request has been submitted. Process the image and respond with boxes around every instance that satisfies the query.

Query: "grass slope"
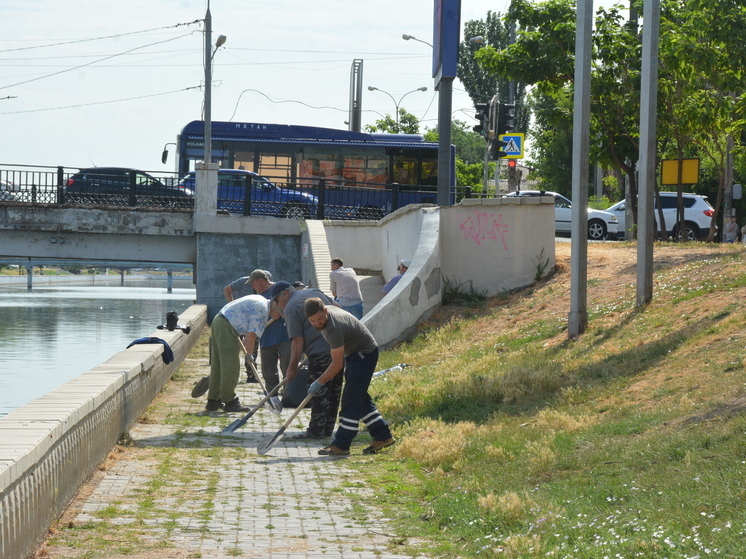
[365,242,746,558]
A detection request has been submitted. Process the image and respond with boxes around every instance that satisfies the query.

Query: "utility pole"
[568,0,593,338]
[636,0,660,307]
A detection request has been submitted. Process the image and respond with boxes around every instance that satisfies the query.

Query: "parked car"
[179,169,318,219]
[64,167,193,208]
[505,190,619,240]
[606,192,716,240]
[0,178,19,201]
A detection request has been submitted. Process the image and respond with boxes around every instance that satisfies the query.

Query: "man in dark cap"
[269,281,343,439]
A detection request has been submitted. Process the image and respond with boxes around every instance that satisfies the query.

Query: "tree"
[364,109,420,134]
[458,11,530,136]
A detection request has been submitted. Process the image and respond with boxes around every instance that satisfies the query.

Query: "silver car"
[505,190,619,240]
[606,192,716,240]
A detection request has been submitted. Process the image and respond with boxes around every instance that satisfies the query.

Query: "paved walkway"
[39,336,422,559]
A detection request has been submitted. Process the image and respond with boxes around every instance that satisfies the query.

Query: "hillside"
[369,241,746,558]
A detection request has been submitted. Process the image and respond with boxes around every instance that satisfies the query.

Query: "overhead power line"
[0,33,193,91]
[0,20,201,53]
[0,87,199,115]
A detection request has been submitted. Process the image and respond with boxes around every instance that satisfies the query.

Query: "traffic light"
[473,103,490,137]
[507,158,519,189]
[496,103,515,137]
[489,137,508,160]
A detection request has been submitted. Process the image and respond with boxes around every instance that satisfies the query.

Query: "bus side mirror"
[161,149,169,164]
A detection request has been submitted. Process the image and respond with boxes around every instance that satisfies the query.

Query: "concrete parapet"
[363,207,441,348]
[0,305,208,559]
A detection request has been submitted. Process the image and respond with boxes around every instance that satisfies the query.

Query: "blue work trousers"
[331,347,392,450]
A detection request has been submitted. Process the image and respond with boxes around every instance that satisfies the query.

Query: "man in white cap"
[382,258,411,295]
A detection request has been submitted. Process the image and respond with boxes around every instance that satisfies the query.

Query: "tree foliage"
[467,0,746,239]
[364,109,420,134]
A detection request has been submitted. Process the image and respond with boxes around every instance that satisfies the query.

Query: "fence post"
[56,166,64,204]
[391,183,400,211]
[242,174,252,216]
[316,179,326,220]
[128,171,137,206]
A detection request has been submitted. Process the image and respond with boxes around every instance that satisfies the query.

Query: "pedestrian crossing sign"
[499,133,525,159]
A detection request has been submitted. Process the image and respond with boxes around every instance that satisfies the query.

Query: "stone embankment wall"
[0,305,207,559]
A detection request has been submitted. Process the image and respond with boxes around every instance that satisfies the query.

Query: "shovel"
[245,358,283,416]
[221,379,286,434]
[257,393,315,455]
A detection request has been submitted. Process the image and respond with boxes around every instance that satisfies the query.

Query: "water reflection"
[0,278,196,417]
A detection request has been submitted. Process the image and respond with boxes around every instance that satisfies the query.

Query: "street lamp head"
[401,33,433,48]
[417,87,428,92]
[467,36,485,44]
[368,86,378,92]
[215,34,227,48]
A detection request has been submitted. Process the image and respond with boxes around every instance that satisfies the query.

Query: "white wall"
[440,197,556,295]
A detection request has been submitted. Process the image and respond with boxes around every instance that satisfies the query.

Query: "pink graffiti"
[459,210,509,249]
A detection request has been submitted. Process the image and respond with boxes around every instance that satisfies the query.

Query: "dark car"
[179,169,318,218]
[64,167,193,208]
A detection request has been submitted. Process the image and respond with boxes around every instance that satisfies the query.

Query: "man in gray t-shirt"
[304,297,394,456]
[270,281,343,439]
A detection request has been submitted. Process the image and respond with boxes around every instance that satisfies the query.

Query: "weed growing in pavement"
[362,243,746,558]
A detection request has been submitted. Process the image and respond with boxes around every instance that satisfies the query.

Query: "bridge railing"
[0,164,483,218]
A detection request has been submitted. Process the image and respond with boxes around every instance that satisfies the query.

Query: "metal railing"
[0,164,485,218]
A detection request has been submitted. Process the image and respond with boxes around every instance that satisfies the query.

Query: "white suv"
[505,190,619,240]
[606,192,716,240]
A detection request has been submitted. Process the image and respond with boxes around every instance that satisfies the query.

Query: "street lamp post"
[197,2,226,219]
[204,6,226,164]
[367,86,427,130]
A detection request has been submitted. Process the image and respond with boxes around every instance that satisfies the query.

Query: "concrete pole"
[568,0,593,338]
[167,269,173,294]
[204,4,213,166]
[636,0,660,307]
[26,266,32,291]
[437,77,454,206]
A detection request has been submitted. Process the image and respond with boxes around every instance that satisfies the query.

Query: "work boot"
[317,445,350,456]
[223,397,249,412]
[205,399,223,412]
[362,438,396,454]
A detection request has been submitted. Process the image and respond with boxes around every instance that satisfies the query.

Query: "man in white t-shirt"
[329,257,364,319]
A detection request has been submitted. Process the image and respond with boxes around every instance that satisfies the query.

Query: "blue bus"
[171,121,457,219]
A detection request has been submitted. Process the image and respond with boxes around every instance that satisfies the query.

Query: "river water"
[0,275,196,417]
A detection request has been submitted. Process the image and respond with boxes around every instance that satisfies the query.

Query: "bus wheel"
[282,203,309,219]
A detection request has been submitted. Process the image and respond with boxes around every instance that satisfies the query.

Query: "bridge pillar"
[25,266,32,291]
[167,269,173,293]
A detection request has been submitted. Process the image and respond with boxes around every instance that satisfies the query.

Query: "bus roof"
[179,121,436,148]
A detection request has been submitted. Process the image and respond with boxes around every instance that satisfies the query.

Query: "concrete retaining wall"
[440,197,556,296]
[0,305,208,559]
[363,207,441,348]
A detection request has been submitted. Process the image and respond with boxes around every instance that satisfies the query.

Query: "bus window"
[258,153,292,180]
[420,157,438,186]
[392,159,416,185]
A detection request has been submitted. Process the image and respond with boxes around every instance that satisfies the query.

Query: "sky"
[0,0,621,174]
